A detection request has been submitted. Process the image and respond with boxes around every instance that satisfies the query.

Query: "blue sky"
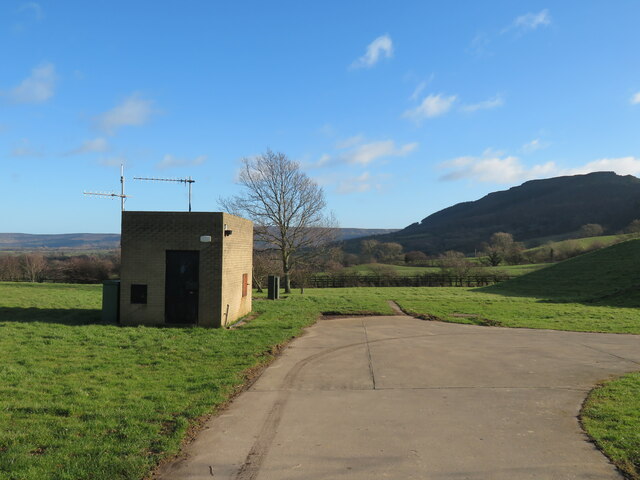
[1,1,639,233]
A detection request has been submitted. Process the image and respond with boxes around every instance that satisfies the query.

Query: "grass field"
[525,233,633,255]
[582,372,640,479]
[1,240,639,478]
[0,283,392,480]
[343,262,548,276]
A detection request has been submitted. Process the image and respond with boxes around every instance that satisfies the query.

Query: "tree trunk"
[283,271,291,293]
[282,251,291,293]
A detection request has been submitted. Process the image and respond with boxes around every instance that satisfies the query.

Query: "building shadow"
[0,307,107,325]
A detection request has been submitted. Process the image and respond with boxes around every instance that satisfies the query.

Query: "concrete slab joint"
[157,315,640,479]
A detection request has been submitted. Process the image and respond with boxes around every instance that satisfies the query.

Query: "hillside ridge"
[354,172,640,254]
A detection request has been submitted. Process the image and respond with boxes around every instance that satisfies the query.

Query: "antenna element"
[84,164,130,211]
[133,176,195,212]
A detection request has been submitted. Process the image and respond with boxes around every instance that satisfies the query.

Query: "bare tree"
[20,253,48,282]
[0,255,22,281]
[220,150,336,293]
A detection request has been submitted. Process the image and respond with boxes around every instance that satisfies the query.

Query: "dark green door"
[165,250,199,324]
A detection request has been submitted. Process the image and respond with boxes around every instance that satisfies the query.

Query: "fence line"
[302,274,511,288]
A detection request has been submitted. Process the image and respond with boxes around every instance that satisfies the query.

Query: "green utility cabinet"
[102,280,121,323]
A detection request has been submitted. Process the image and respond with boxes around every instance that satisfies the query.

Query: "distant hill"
[0,233,121,251]
[336,228,399,241]
[349,172,640,254]
[0,228,397,251]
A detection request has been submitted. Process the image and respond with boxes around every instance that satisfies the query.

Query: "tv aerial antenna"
[83,164,130,211]
[133,176,195,212]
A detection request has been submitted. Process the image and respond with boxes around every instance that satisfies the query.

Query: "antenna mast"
[84,163,130,211]
[133,176,195,212]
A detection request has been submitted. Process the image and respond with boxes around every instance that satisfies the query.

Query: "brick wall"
[220,213,253,326]
[119,211,252,327]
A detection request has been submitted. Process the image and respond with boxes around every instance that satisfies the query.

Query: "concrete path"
[157,314,640,480]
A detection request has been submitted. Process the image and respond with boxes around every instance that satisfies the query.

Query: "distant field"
[525,233,633,255]
[343,262,549,277]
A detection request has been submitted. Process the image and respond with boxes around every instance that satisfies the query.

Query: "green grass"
[487,238,640,302]
[0,283,392,480]
[389,239,640,332]
[390,287,640,333]
[342,262,548,277]
[2,239,640,479]
[525,233,632,254]
[582,373,640,479]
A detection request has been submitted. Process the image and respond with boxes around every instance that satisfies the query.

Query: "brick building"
[119,211,253,327]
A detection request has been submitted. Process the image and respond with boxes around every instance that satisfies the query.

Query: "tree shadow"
[479,284,640,309]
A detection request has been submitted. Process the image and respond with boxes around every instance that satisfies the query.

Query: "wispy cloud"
[565,157,640,177]
[521,138,549,154]
[503,9,551,34]
[350,34,393,69]
[335,135,365,150]
[96,93,156,134]
[342,140,417,165]
[335,172,382,194]
[409,74,435,101]
[468,33,492,58]
[99,155,127,167]
[68,137,109,155]
[439,151,556,183]
[316,171,389,194]
[631,92,640,105]
[460,94,504,113]
[5,62,55,104]
[404,93,457,122]
[156,154,207,170]
[311,136,418,168]
[18,2,44,21]
[10,138,42,157]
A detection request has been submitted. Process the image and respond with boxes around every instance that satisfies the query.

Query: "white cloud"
[564,157,640,177]
[6,63,56,104]
[335,135,365,150]
[336,172,376,194]
[99,155,127,167]
[460,94,504,113]
[504,9,551,34]
[68,137,109,155]
[440,149,640,184]
[440,153,557,183]
[316,171,388,194]
[404,94,457,122]
[343,140,417,165]
[10,138,42,157]
[350,34,393,69]
[468,33,492,57]
[156,154,207,170]
[96,93,156,134]
[631,92,640,105]
[409,75,434,101]
[315,154,331,166]
[521,138,549,154]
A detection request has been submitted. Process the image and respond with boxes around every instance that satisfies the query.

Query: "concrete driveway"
[157,313,640,480]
